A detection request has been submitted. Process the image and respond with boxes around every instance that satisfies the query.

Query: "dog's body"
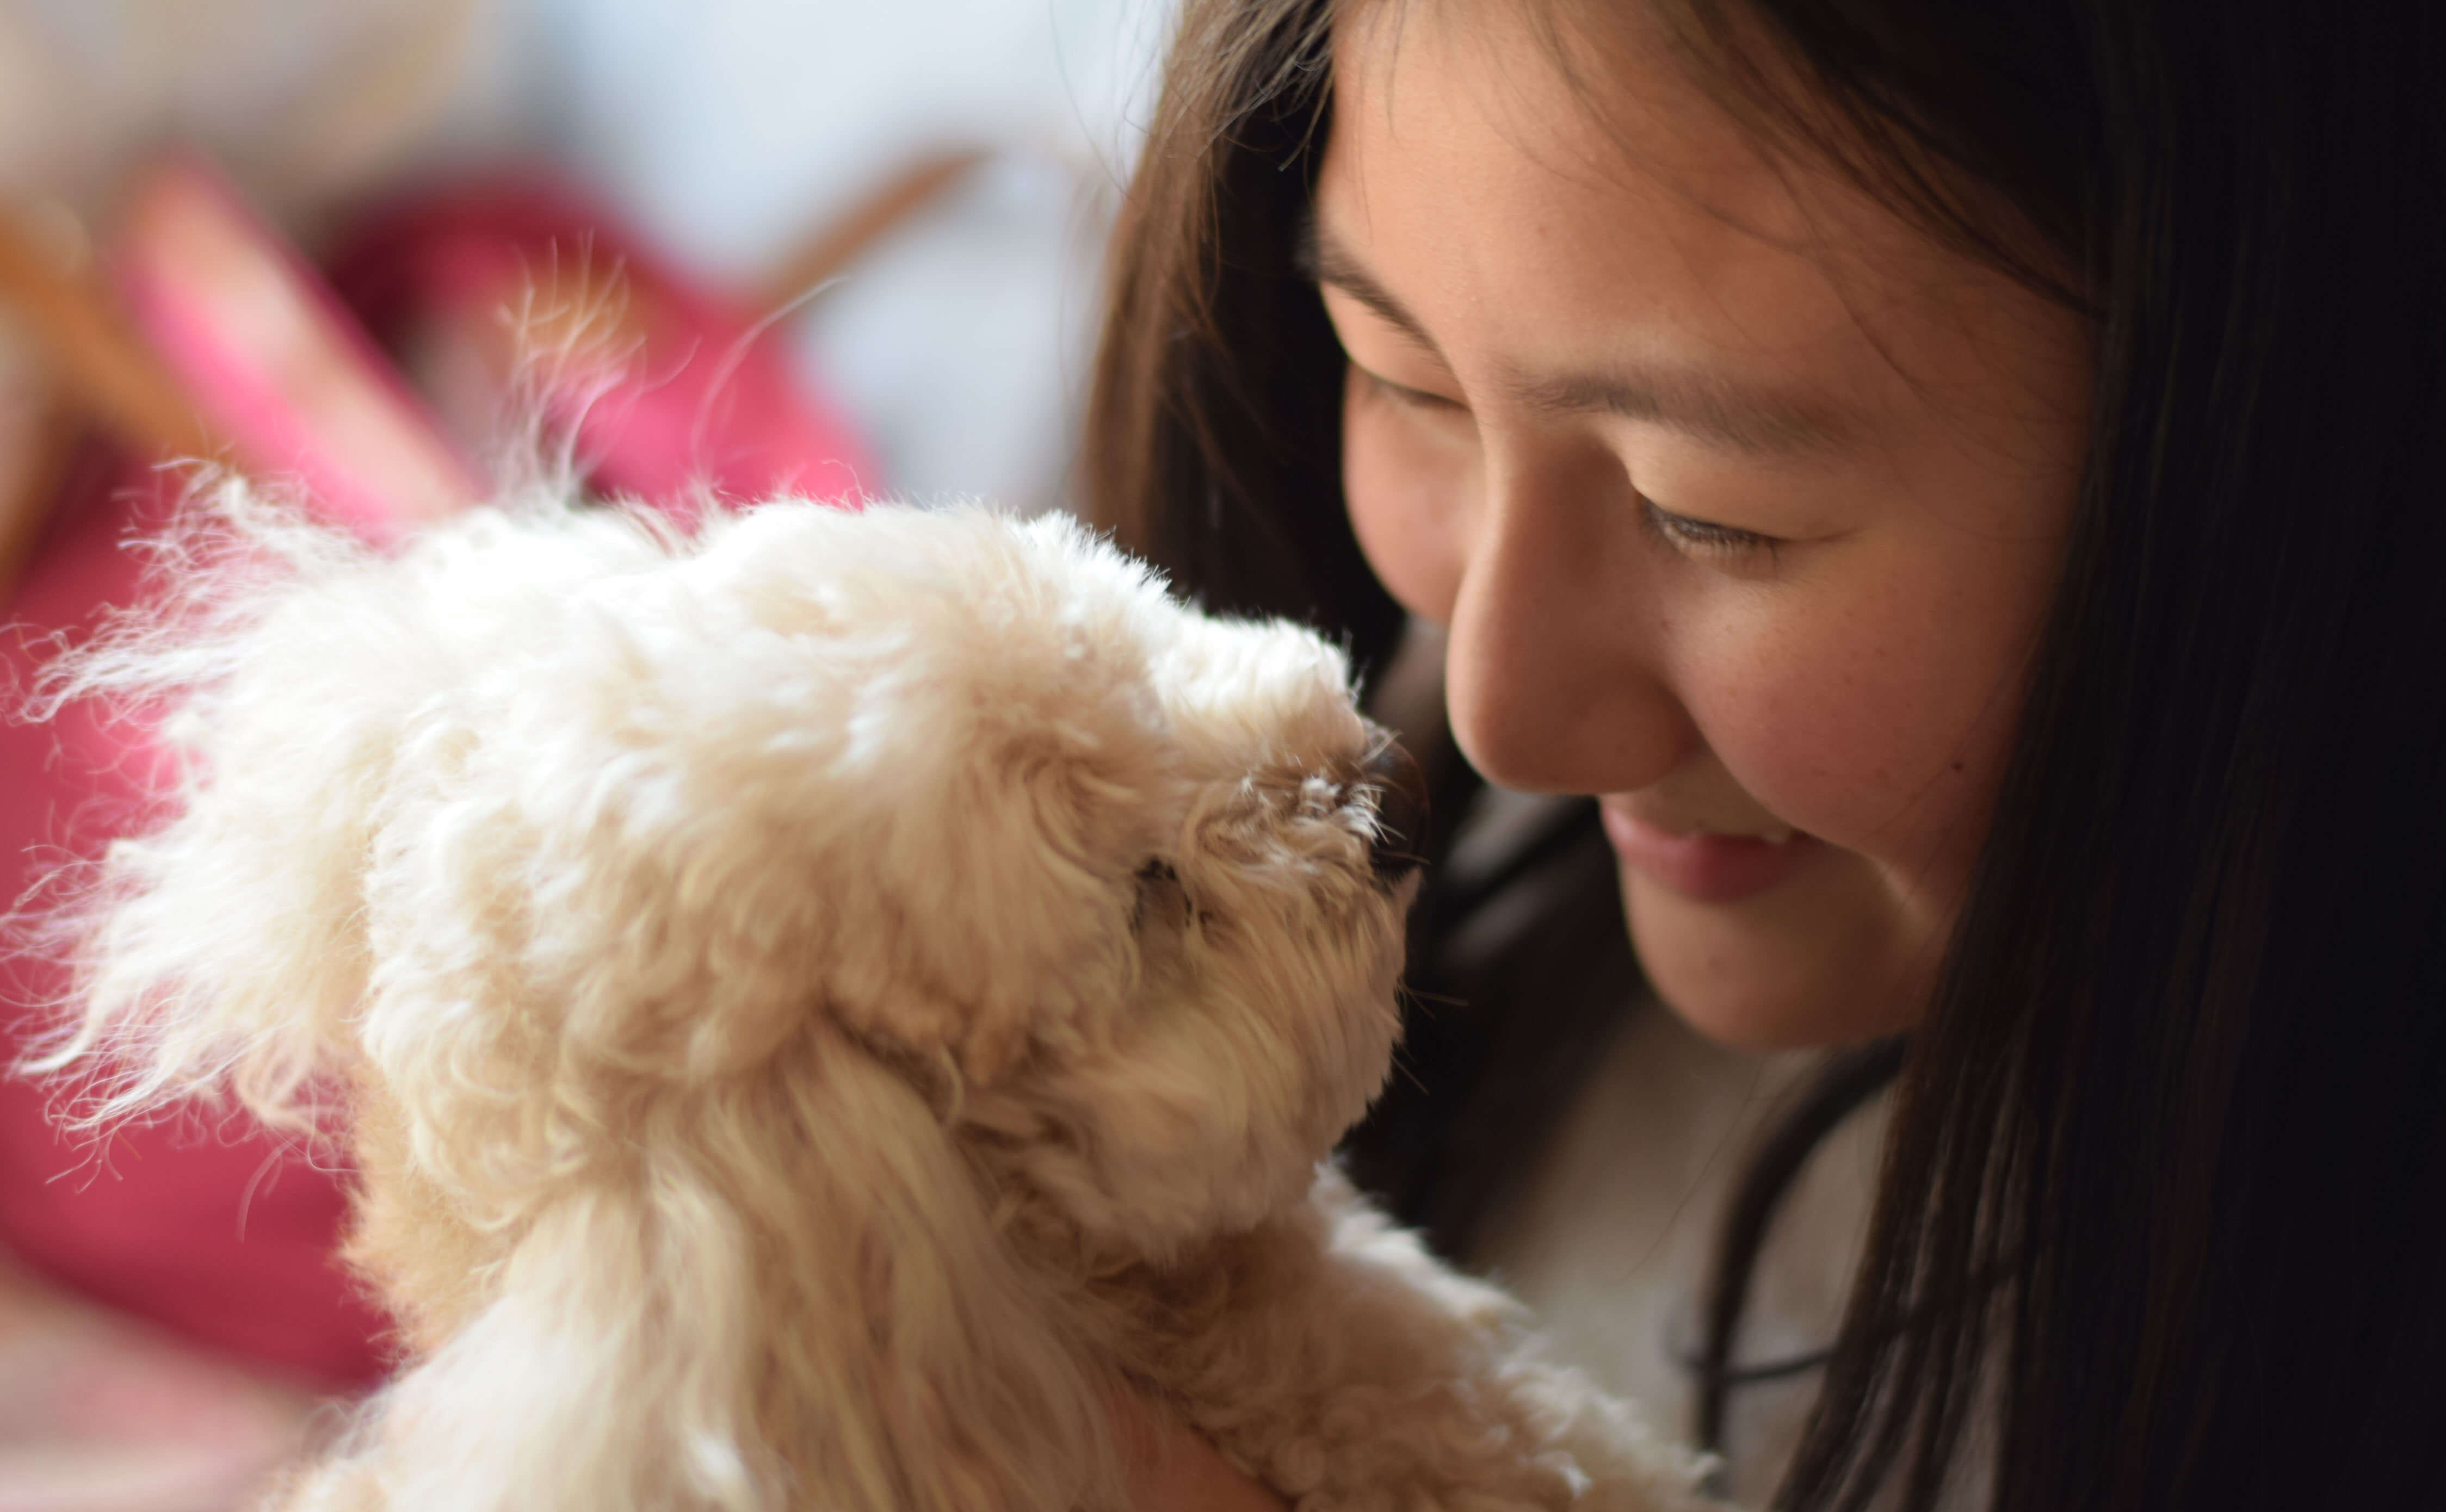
[36,496,1705,1512]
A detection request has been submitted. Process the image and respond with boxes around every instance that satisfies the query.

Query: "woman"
[1088,0,2446,1508]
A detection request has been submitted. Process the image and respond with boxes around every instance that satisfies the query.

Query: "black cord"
[1689,1037,1908,1478]
[1678,1339,1839,1387]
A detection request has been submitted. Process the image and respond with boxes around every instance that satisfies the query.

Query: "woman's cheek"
[1679,589,2003,898]
[1341,372,1476,623]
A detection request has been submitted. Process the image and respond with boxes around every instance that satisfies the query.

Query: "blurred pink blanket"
[326,176,875,522]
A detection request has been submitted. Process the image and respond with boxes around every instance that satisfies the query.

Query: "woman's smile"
[1598,797,1815,904]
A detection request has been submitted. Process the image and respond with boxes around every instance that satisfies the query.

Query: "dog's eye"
[1131,858,1195,933]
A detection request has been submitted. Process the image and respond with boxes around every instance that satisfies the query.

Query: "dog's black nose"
[1362,741,1429,883]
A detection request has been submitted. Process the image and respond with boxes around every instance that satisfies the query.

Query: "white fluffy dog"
[34,494,1704,1512]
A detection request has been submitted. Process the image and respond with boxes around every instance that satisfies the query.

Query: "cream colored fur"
[32,491,1709,1512]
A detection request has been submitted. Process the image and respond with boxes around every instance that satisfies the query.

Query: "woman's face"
[1316,5,2091,1046]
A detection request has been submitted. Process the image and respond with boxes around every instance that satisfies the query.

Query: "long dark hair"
[1086,2,2446,1509]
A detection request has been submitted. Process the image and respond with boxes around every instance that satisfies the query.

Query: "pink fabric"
[0,450,394,1390]
[113,158,487,543]
[325,175,876,519]
[2,173,879,1390]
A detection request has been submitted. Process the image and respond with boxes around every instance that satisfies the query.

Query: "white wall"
[523,0,1176,510]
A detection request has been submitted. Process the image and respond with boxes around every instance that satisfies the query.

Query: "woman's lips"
[1599,800,1818,903]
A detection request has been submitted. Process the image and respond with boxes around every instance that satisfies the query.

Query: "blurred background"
[0,0,1173,514]
[0,1,1170,1505]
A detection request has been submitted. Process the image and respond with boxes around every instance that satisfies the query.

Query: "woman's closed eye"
[1355,365,1467,414]
[1351,356,1791,569]
[1639,499,1783,565]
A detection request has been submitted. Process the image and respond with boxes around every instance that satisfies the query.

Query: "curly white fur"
[29,489,1711,1512]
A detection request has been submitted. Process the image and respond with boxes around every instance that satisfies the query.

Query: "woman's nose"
[1440,443,1694,796]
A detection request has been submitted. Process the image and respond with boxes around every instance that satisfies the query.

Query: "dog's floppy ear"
[416,502,1184,1086]
[29,492,669,1129]
[327,1027,1126,1512]
[775,508,1183,1075]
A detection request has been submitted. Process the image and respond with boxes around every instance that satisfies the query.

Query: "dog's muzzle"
[1361,741,1429,884]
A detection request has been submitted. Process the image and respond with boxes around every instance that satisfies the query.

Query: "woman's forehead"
[1327,1,1941,284]
[1318,1,2086,457]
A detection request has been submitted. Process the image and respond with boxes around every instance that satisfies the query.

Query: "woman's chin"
[1617,860,1932,1051]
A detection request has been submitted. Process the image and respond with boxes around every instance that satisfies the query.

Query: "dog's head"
[45,497,1419,1511]
[387,500,1416,1255]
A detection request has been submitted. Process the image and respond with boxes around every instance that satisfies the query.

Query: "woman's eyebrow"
[1505,365,1863,460]
[1295,213,1449,362]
